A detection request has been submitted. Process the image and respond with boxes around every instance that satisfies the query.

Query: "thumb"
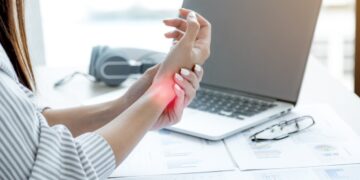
[181,11,200,44]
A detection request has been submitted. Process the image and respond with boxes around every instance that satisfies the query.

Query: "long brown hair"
[0,0,35,90]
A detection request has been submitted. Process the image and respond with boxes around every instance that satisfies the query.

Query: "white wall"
[25,0,46,65]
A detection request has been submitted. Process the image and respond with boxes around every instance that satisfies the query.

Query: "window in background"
[40,0,182,68]
[40,0,356,90]
[310,0,355,90]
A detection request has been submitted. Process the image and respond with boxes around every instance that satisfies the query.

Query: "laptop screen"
[183,0,321,103]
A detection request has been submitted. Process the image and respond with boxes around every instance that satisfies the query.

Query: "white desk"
[34,57,360,179]
[299,58,360,134]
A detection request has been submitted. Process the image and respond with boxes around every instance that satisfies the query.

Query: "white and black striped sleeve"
[0,71,116,180]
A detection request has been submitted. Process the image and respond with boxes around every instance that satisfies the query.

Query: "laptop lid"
[182,0,322,104]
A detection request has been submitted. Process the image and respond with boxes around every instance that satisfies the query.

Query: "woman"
[0,0,211,179]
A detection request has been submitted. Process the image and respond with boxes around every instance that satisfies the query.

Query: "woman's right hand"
[153,8,211,86]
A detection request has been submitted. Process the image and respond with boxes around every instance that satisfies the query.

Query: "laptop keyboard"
[188,88,276,119]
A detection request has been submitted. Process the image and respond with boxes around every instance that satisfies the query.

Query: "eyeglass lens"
[251,116,315,141]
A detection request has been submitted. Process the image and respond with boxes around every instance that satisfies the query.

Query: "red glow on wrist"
[148,79,176,107]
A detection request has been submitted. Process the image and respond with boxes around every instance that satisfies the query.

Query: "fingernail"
[175,73,183,81]
[180,68,190,76]
[188,11,197,20]
[194,64,202,72]
[175,84,181,91]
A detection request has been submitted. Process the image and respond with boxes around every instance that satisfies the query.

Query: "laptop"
[166,0,322,140]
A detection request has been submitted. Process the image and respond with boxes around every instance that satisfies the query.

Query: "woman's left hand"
[151,64,203,130]
[114,64,203,130]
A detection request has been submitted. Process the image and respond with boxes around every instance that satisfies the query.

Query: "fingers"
[164,12,200,42]
[174,72,196,95]
[180,68,199,89]
[164,29,185,41]
[193,64,204,81]
[163,18,187,32]
[178,65,204,88]
[179,8,210,28]
[179,8,211,46]
[174,70,198,106]
[182,11,200,43]
[163,9,211,49]
[174,65,203,91]
[165,11,200,45]
[164,9,210,33]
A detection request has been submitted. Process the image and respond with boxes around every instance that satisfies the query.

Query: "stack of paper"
[225,105,360,170]
[110,130,235,177]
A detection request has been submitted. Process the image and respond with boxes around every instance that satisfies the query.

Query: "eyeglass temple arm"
[250,133,290,142]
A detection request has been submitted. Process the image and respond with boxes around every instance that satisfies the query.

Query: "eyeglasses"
[249,116,315,142]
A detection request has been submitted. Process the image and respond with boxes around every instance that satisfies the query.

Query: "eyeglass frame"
[249,115,315,142]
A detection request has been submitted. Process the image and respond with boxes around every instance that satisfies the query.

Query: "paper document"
[225,105,360,170]
[110,130,235,177]
[112,164,360,180]
[110,171,246,180]
[250,165,360,180]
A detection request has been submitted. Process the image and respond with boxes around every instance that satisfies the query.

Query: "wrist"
[145,78,176,108]
[144,64,160,78]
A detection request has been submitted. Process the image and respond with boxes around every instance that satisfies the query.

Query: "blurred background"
[38,0,356,90]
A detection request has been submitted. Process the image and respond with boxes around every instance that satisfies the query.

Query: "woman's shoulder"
[0,71,36,116]
[0,70,40,144]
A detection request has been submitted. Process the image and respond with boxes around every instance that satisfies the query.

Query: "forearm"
[42,65,160,137]
[96,85,172,165]
[43,97,129,137]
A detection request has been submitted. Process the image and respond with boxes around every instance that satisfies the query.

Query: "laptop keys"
[188,88,276,118]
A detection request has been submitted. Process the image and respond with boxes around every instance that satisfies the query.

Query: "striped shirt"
[0,44,115,179]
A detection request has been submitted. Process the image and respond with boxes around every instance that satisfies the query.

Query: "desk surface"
[299,58,360,134]
[34,57,360,135]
